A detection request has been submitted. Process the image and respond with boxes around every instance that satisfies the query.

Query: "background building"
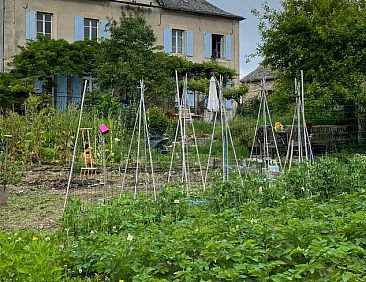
[0,0,243,109]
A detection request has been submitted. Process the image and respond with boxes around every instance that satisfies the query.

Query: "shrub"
[147,106,170,136]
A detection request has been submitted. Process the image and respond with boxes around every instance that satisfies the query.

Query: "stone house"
[0,0,244,109]
[241,64,274,102]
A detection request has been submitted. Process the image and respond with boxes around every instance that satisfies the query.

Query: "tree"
[256,0,366,124]
[96,12,176,107]
[10,36,99,89]
[0,73,33,110]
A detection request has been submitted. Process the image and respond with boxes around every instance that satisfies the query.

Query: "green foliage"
[96,12,175,107]
[256,0,366,119]
[85,90,121,118]
[0,232,63,281]
[147,106,170,136]
[186,61,237,94]
[96,12,237,109]
[1,36,99,110]
[0,73,32,110]
[224,83,249,105]
[204,172,262,211]
[2,155,366,281]
[11,36,99,78]
[275,154,366,200]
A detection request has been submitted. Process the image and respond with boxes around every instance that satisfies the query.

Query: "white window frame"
[84,18,99,40]
[82,76,98,91]
[36,12,52,38]
[172,29,185,54]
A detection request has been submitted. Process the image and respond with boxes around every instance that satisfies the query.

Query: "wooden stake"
[0,135,12,206]
[102,133,107,202]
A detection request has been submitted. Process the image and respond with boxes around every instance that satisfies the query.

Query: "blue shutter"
[225,34,232,61]
[56,75,67,110]
[225,81,233,109]
[226,99,233,110]
[26,10,36,40]
[203,32,212,59]
[163,27,172,53]
[187,90,195,108]
[74,16,84,41]
[34,79,43,94]
[101,19,110,39]
[72,74,82,105]
[186,30,193,57]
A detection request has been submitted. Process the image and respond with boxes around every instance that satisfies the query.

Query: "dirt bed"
[0,165,207,231]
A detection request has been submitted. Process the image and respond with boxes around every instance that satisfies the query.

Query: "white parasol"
[207,76,219,112]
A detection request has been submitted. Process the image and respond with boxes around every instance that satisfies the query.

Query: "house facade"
[241,65,274,102]
[0,0,243,108]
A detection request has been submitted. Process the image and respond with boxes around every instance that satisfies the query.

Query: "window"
[172,29,184,54]
[212,34,224,59]
[82,76,98,91]
[84,19,98,40]
[37,12,52,38]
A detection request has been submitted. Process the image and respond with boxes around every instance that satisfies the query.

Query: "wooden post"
[101,133,107,202]
[0,135,12,206]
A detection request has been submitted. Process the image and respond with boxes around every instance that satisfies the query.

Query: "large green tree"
[96,12,176,106]
[256,0,366,122]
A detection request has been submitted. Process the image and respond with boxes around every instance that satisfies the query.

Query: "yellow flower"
[32,236,38,241]
[119,280,125,282]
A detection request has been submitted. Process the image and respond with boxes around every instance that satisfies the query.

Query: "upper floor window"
[212,34,224,59]
[172,29,185,54]
[84,19,98,40]
[37,12,52,38]
[204,33,232,61]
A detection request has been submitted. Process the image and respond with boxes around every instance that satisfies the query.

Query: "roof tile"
[241,65,274,83]
[161,0,244,20]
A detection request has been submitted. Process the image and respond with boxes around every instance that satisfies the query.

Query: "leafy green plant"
[147,106,170,136]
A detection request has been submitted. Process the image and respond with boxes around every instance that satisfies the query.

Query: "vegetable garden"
[1,94,366,280]
[1,154,366,281]
[2,2,366,280]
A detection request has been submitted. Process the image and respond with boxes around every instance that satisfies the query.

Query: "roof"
[241,65,275,83]
[158,0,245,21]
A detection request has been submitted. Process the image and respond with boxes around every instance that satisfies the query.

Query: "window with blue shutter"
[226,99,233,110]
[56,75,67,110]
[74,16,84,41]
[186,30,193,57]
[101,19,110,39]
[204,32,212,59]
[187,90,195,108]
[26,10,36,40]
[225,81,233,109]
[72,74,81,105]
[34,79,43,94]
[225,34,232,61]
[164,27,172,53]
[172,29,184,53]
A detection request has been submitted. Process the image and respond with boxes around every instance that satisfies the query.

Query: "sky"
[207,0,281,78]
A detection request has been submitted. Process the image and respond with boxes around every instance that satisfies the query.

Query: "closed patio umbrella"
[207,76,219,112]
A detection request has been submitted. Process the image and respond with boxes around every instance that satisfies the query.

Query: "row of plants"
[61,192,366,281]
[1,154,366,281]
[0,94,254,179]
[2,189,366,280]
